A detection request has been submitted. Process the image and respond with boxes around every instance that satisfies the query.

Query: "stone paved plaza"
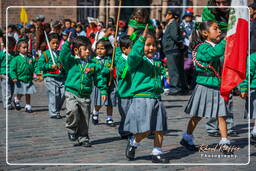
[0,81,255,170]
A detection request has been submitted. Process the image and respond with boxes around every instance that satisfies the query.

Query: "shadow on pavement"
[91,136,122,145]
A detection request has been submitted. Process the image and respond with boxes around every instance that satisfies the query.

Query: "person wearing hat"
[180,10,195,90]
[162,8,188,95]
[58,31,69,51]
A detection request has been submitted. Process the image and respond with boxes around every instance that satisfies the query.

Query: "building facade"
[0,0,253,28]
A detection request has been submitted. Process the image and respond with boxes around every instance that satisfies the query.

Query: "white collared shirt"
[121,53,128,60]
[205,40,216,47]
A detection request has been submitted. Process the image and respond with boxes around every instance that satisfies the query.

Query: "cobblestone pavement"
[0,81,255,170]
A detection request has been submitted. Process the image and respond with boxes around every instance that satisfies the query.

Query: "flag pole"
[108,0,122,86]
[44,31,56,64]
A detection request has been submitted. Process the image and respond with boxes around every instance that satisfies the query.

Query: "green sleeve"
[114,46,125,77]
[197,40,226,62]
[9,57,17,80]
[94,63,108,95]
[59,41,74,70]
[37,51,52,72]
[127,36,146,72]
[202,8,216,21]
[240,55,255,92]
[114,46,122,64]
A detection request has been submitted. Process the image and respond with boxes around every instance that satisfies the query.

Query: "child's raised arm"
[127,24,148,71]
[59,33,74,71]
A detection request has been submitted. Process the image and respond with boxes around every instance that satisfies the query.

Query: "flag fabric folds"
[220,0,249,101]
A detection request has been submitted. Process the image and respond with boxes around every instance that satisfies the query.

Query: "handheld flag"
[220,0,249,101]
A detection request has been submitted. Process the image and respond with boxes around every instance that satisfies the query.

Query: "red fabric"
[113,67,117,79]
[220,18,248,101]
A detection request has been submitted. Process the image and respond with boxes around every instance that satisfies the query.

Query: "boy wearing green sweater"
[60,35,107,147]
[115,35,133,139]
[36,33,66,119]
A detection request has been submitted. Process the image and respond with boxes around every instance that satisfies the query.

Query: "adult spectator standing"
[202,0,238,137]
[162,8,188,95]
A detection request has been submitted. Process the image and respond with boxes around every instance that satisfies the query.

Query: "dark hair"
[2,36,16,49]
[146,29,156,39]
[207,0,231,20]
[95,39,113,57]
[72,36,91,52]
[48,33,60,42]
[64,19,72,23]
[119,35,133,51]
[44,23,51,30]
[130,8,150,24]
[189,20,217,50]
[76,24,83,30]
[16,39,28,52]
[108,17,115,24]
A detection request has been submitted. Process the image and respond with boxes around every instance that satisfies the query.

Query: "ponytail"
[189,20,216,51]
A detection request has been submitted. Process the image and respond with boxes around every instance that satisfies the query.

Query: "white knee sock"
[152,147,163,155]
[130,139,140,147]
[219,138,230,145]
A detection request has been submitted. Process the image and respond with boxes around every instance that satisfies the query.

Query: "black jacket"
[162,19,183,54]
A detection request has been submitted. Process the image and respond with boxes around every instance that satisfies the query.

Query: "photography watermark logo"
[199,144,240,159]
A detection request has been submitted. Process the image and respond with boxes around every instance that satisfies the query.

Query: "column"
[109,0,115,22]
[162,0,168,21]
[99,0,106,23]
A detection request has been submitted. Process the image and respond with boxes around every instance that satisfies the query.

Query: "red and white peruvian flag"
[220,0,249,101]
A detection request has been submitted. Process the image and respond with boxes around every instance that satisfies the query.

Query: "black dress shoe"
[228,131,239,137]
[13,101,21,111]
[92,115,99,125]
[68,133,77,141]
[125,142,136,160]
[51,114,62,119]
[7,105,14,110]
[152,154,169,163]
[25,108,33,113]
[208,132,220,137]
[81,140,92,147]
[180,138,198,151]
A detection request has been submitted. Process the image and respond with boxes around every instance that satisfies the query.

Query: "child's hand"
[52,64,58,70]
[102,95,108,102]
[142,24,149,38]
[12,79,17,83]
[240,92,248,99]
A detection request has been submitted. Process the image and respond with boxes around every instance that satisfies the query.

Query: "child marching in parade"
[115,35,133,139]
[60,35,107,147]
[179,21,233,154]
[0,37,16,110]
[127,8,155,42]
[10,39,37,112]
[124,25,169,163]
[92,38,116,127]
[240,52,256,144]
[36,33,66,119]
